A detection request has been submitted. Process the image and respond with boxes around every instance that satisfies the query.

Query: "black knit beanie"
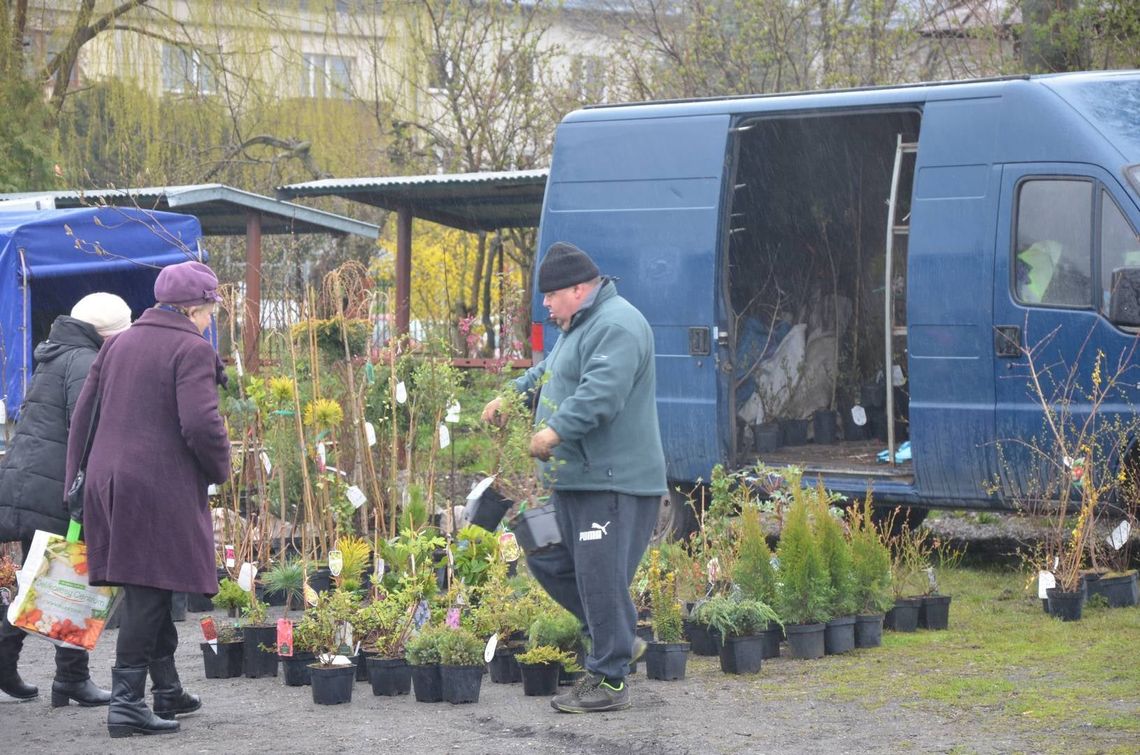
[538,242,600,293]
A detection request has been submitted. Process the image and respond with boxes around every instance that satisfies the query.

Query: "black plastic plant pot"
[307,567,332,594]
[518,662,561,696]
[488,647,522,684]
[367,657,412,696]
[784,623,825,660]
[440,665,484,704]
[353,650,376,682]
[242,625,279,678]
[885,598,921,632]
[309,664,355,705]
[779,418,810,447]
[1046,588,1084,622]
[684,621,718,656]
[854,614,884,648]
[201,641,244,679]
[509,506,561,556]
[719,634,763,674]
[187,593,215,613]
[410,664,444,702]
[918,594,952,630]
[758,626,781,660]
[645,642,690,681]
[752,422,782,453]
[280,652,314,686]
[824,616,856,654]
[1087,572,1139,608]
[464,485,514,533]
[813,410,838,444]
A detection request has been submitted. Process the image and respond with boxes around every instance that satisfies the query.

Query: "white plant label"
[851,405,867,426]
[438,423,451,449]
[346,485,367,510]
[207,484,218,496]
[364,421,377,447]
[233,350,244,378]
[237,562,257,592]
[1037,570,1056,599]
[375,558,385,581]
[1107,520,1131,550]
[445,401,461,423]
[395,381,407,404]
[328,550,343,577]
[224,544,236,568]
[316,442,327,469]
[484,633,499,664]
[891,364,906,386]
[0,399,6,424]
[259,451,272,476]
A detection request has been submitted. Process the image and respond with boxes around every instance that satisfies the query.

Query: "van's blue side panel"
[538,114,730,483]
[906,96,1001,502]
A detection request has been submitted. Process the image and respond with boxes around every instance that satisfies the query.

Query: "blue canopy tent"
[0,207,203,421]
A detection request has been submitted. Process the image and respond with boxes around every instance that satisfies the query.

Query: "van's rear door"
[538,112,730,483]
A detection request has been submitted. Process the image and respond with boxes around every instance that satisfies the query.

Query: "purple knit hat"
[154,261,222,306]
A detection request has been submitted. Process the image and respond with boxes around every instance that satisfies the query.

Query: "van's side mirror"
[1109,267,1140,326]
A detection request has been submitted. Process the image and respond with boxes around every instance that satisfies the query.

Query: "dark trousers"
[116,585,178,669]
[525,490,659,680]
[0,538,92,682]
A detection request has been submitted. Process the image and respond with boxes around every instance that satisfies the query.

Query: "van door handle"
[994,325,1021,358]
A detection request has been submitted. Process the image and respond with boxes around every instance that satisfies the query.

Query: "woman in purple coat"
[66,261,230,738]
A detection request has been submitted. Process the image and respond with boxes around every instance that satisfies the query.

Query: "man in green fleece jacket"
[482,242,666,713]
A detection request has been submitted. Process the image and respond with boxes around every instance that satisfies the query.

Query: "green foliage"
[241,593,269,627]
[515,645,580,670]
[375,527,445,597]
[775,490,833,625]
[646,548,684,643]
[692,595,779,638]
[527,608,583,653]
[214,579,251,612]
[355,585,420,658]
[261,559,306,618]
[449,525,501,591]
[733,506,777,604]
[849,496,894,614]
[470,565,550,642]
[293,589,361,661]
[333,535,372,593]
[436,627,485,666]
[813,499,860,617]
[405,625,447,666]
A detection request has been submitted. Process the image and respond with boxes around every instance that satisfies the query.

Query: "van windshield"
[1052,77,1140,160]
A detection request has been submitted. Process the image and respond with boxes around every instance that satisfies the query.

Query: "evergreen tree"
[775,488,832,625]
[812,484,859,617]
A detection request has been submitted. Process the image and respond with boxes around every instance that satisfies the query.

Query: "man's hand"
[481,397,505,426]
[529,427,561,460]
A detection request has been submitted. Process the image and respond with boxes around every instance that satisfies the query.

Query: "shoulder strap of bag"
[75,377,104,472]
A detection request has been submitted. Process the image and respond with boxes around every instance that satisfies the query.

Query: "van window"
[1100,190,1140,315]
[1014,179,1093,307]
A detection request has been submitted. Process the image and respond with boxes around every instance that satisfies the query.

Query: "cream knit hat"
[71,292,132,338]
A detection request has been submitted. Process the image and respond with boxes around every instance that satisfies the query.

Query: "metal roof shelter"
[0,183,380,371]
[278,169,548,337]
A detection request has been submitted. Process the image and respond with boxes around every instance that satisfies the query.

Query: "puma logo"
[578,521,611,542]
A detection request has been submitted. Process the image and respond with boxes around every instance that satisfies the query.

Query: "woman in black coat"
[0,293,131,705]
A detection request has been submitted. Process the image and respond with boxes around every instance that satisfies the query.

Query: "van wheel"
[650,486,700,545]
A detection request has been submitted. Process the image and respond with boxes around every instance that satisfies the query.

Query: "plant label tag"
[499,532,521,562]
[224,544,236,568]
[445,401,461,423]
[328,550,343,577]
[1107,520,1131,550]
[260,451,272,476]
[413,600,430,629]
[395,381,407,404]
[365,421,377,447]
[207,484,218,495]
[375,558,385,581]
[237,562,257,592]
[484,633,498,664]
[891,364,905,386]
[277,619,294,657]
[316,443,327,471]
[707,557,720,583]
[346,485,367,510]
[1037,570,1056,599]
[303,582,319,607]
[200,616,218,642]
[851,405,867,426]
[446,606,461,628]
[438,423,450,449]
[0,399,6,424]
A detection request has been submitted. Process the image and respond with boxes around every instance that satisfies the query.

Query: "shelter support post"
[243,211,263,374]
[396,206,412,340]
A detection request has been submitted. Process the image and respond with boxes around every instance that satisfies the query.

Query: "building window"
[303,53,353,98]
[162,44,218,95]
[1013,178,1093,308]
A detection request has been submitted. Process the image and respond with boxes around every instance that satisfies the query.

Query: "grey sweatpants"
[525,489,659,680]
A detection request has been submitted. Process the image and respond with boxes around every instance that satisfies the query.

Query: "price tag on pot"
[484,632,499,664]
[200,616,218,643]
[237,562,257,592]
[346,485,367,510]
[499,532,521,562]
[851,405,867,426]
[1107,520,1131,551]
[328,550,343,577]
[438,423,450,449]
[224,544,236,568]
[364,421,377,447]
[395,381,407,404]
[277,619,294,657]
[1037,570,1056,599]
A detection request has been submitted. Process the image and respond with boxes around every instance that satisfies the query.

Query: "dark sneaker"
[551,673,631,713]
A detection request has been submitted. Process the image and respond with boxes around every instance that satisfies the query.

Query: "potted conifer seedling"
[515,645,579,696]
[848,496,893,648]
[437,627,486,704]
[644,549,690,681]
[406,625,447,703]
[775,481,833,660]
[813,496,859,655]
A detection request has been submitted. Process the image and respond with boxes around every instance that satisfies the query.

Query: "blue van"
[531,71,1140,523]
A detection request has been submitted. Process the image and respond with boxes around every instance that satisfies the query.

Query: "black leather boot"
[107,667,179,738]
[150,655,200,719]
[0,630,38,701]
[51,646,110,707]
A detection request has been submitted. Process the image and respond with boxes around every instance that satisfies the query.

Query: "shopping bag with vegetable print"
[5,530,121,651]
